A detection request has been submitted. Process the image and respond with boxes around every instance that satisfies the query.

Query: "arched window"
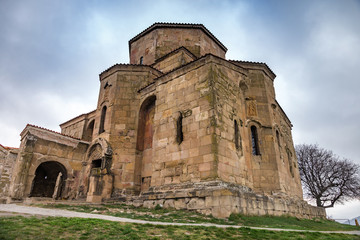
[140,56,143,65]
[251,126,260,155]
[99,106,107,134]
[83,120,94,141]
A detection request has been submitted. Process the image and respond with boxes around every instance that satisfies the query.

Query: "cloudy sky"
[1,0,359,220]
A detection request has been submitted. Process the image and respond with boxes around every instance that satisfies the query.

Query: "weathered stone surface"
[0,145,18,203]
[135,181,325,218]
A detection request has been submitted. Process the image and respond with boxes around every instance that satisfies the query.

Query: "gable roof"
[129,22,227,52]
[151,46,197,66]
[21,124,81,140]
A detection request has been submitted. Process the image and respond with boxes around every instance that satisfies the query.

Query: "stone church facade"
[1,23,325,218]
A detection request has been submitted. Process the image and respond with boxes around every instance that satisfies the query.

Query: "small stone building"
[3,23,325,218]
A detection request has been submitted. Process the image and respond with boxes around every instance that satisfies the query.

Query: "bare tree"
[295,144,360,208]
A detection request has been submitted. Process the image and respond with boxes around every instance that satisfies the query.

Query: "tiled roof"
[0,143,18,150]
[21,124,81,140]
[129,22,227,52]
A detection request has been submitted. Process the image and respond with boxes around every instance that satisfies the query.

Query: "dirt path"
[0,204,359,236]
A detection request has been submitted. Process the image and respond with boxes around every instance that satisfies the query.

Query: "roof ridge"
[100,63,163,76]
[23,124,81,140]
[229,59,276,78]
[151,46,198,66]
[0,143,18,150]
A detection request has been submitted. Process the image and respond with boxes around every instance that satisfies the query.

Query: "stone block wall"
[130,26,226,65]
[60,115,87,139]
[271,102,303,197]
[152,48,195,73]
[95,65,161,196]
[149,60,218,187]
[60,110,96,141]
[209,62,254,188]
[0,146,18,203]
[121,181,325,219]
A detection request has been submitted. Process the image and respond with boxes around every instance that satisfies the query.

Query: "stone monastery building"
[0,23,324,218]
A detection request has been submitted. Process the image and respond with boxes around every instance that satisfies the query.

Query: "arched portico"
[30,161,67,199]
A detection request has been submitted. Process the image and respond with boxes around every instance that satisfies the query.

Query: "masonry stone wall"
[93,65,162,197]
[126,181,325,219]
[208,62,254,188]
[60,116,87,139]
[60,111,96,141]
[152,48,196,73]
[149,60,217,186]
[0,146,18,203]
[130,27,226,65]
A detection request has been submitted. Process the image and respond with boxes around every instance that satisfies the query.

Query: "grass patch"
[1,216,359,240]
[228,213,359,231]
[36,203,359,231]
[36,203,228,225]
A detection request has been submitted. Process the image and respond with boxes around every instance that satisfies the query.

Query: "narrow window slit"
[234,120,240,150]
[176,112,183,144]
[99,106,107,134]
[251,126,260,155]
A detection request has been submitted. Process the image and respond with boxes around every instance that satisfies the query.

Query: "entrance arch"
[30,161,67,198]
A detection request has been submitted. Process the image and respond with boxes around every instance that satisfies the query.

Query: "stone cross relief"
[247,100,257,116]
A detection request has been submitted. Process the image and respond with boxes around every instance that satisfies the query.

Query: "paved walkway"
[0,204,359,236]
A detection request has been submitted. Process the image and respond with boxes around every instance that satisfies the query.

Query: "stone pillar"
[52,172,63,199]
[8,135,36,200]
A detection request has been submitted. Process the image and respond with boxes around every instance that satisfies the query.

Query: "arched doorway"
[135,96,156,192]
[85,139,113,202]
[30,161,67,199]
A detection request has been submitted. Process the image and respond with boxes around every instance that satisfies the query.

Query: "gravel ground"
[0,204,359,235]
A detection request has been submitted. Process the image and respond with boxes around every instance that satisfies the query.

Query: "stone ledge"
[107,181,325,219]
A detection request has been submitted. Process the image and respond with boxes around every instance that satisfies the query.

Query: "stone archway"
[85,138,113,202]
[30,161,67,199]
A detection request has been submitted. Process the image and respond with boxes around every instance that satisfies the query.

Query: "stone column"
[8,135,36,201]
[52,172,63,199]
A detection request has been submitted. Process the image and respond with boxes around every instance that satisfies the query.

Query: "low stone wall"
[113,181,325,219]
